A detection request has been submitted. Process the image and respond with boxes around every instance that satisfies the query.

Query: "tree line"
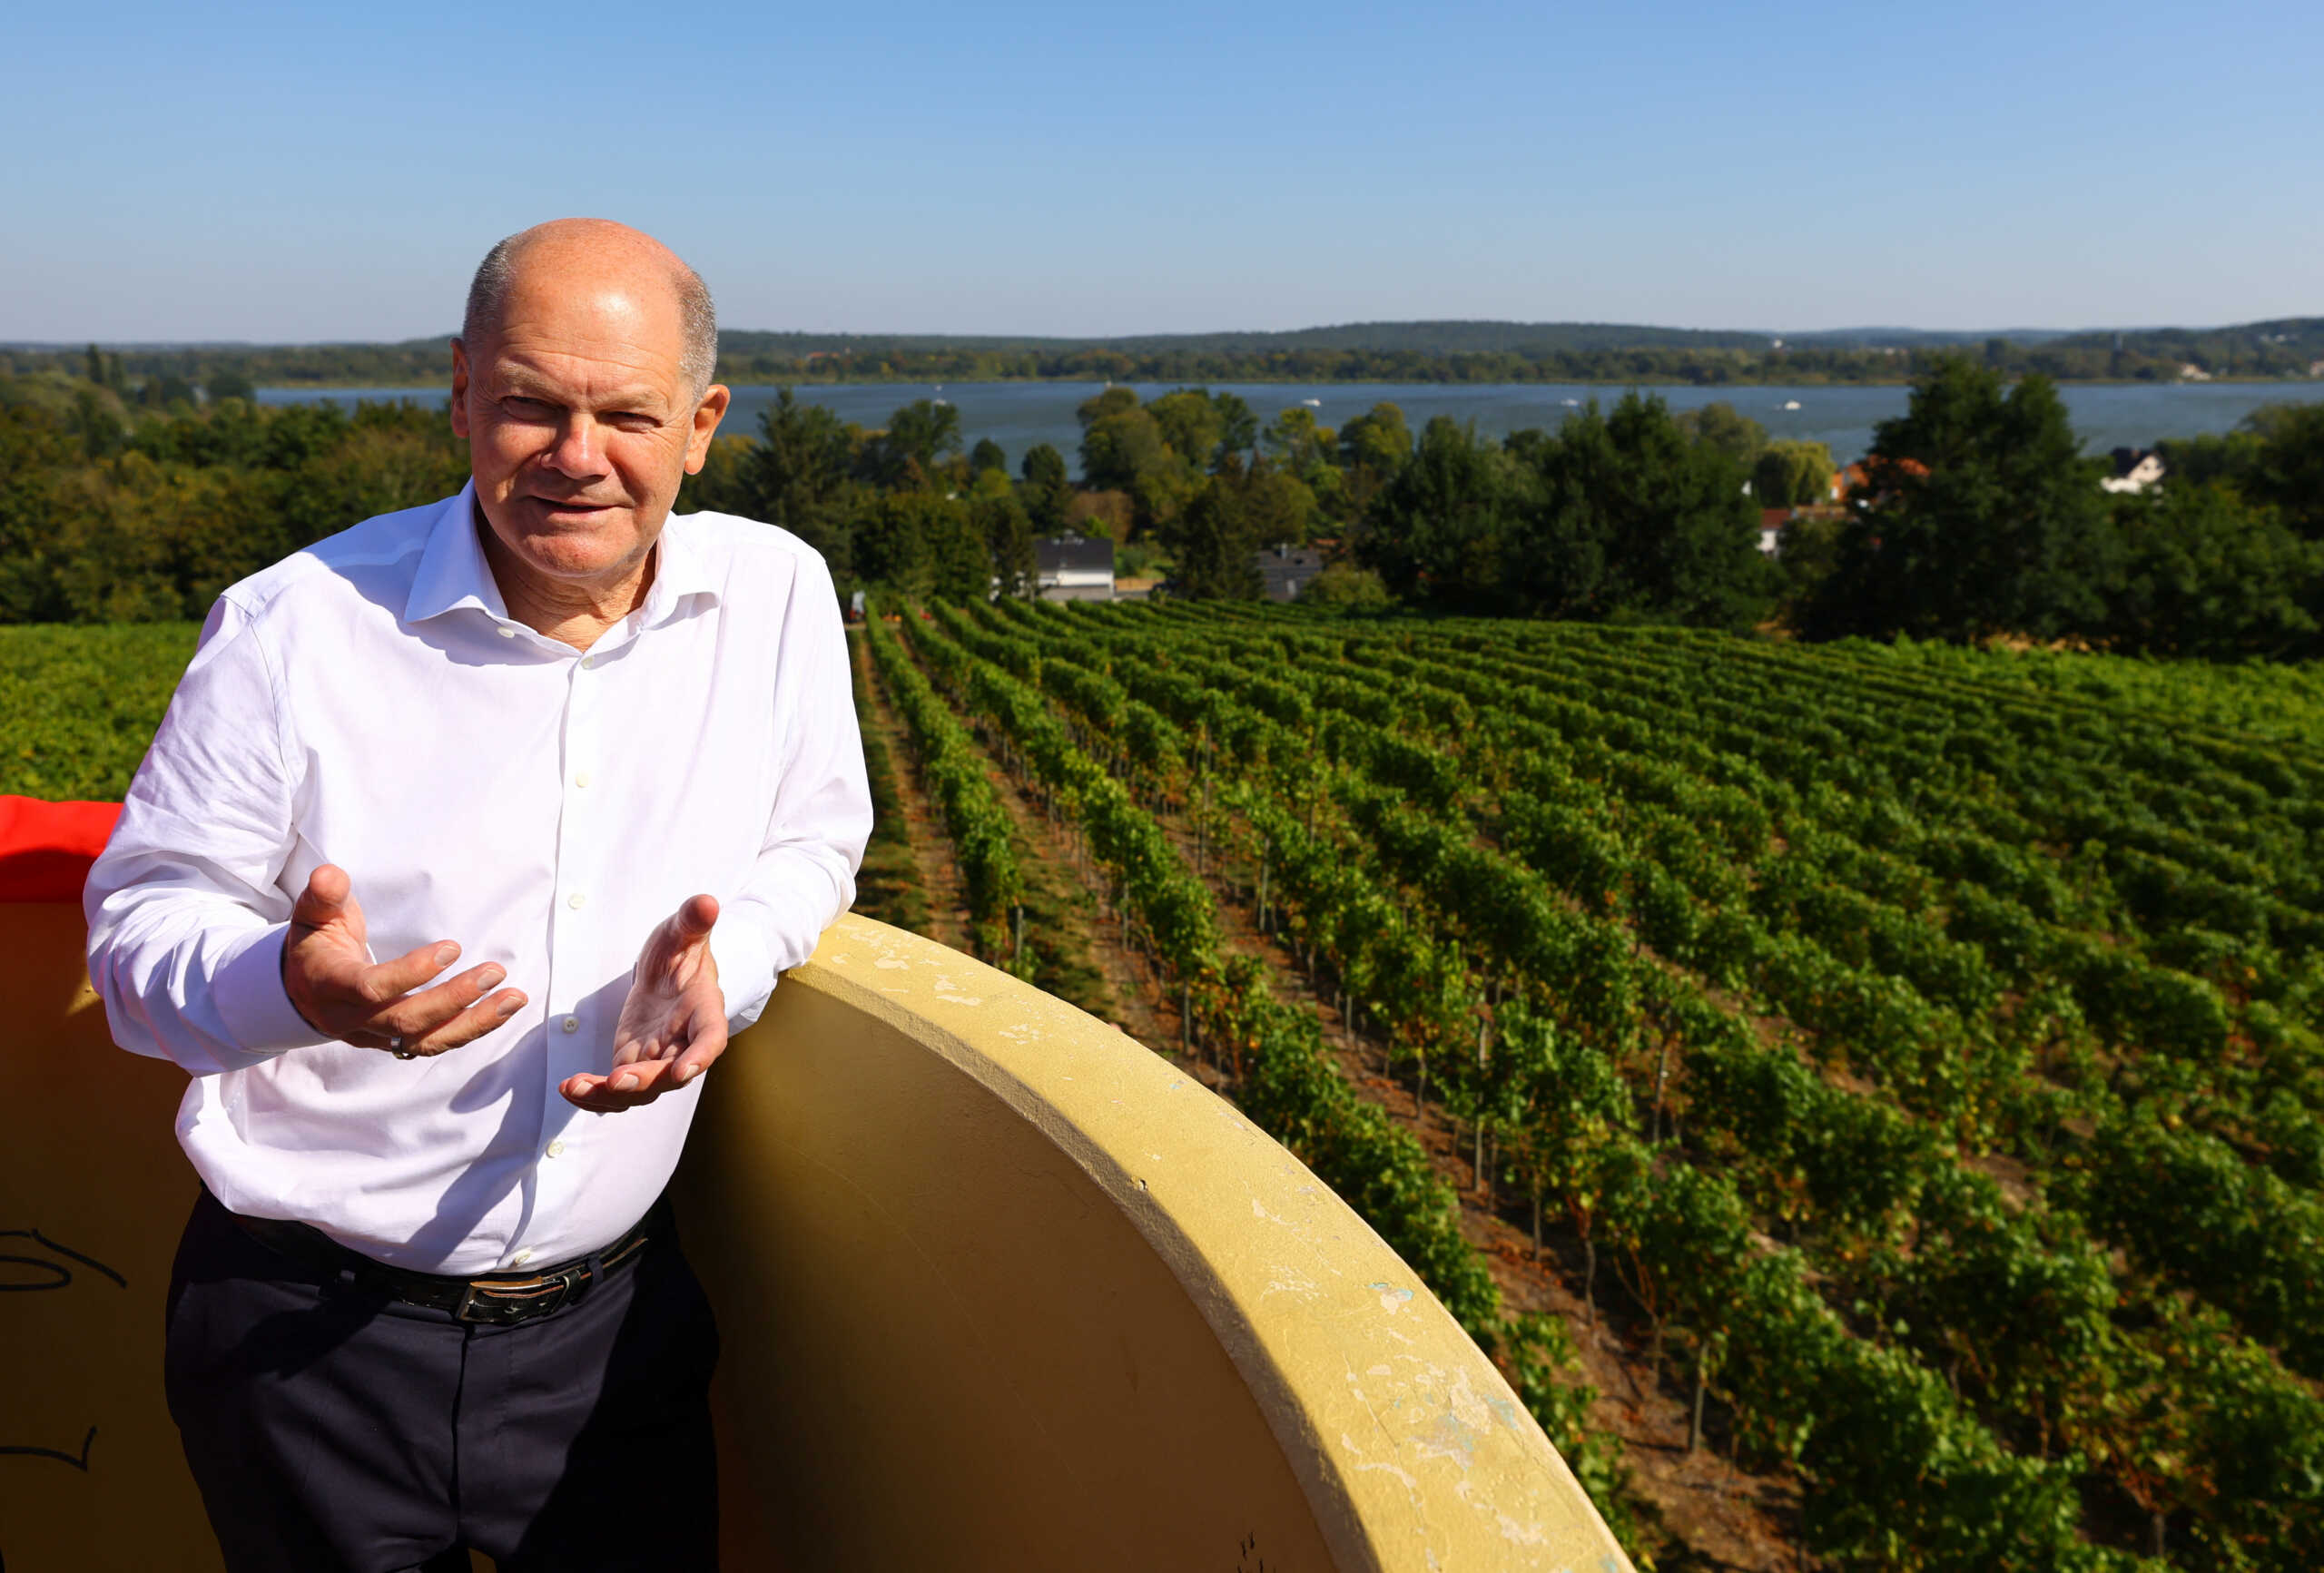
[1348,360,2324,658]
[9,314,2320,394]
[5,350,2323,660]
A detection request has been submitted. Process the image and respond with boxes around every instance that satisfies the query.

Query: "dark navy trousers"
[164,1190,719,1573]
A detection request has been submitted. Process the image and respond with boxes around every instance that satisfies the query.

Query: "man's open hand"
[561,894,725,1113]
[283,864,527,1056]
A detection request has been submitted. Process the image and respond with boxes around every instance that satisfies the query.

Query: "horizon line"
[7,313,2321,353]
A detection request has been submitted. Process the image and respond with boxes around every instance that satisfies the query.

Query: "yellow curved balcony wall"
[1,905,1630,1572]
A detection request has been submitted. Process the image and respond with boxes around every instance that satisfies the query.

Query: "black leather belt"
[225,1196,663,1326]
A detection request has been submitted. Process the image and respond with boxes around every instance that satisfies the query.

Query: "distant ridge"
[9,318,2319,359]
[708,320,2098,357]
[7,318,2319,388]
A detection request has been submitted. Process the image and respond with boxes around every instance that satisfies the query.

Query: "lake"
[260,378,2324,476]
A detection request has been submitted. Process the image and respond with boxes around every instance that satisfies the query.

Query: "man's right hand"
[282,864,527,1057]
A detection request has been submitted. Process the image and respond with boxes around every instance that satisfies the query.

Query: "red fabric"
[0,796,123,903]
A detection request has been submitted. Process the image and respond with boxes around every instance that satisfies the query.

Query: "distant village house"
[1256,545,1329,602]
[2102,447,2166,495]
[1034,532,1116,602]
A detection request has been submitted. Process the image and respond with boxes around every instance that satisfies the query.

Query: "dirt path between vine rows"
[852,624,970,952]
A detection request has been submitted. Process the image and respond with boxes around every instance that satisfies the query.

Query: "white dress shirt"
[84,483,870,1274]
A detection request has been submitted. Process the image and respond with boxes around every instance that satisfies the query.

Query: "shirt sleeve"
[84,595,332,1074]
[705,551,872,1033]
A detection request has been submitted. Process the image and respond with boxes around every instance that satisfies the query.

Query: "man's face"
[450,269,728,589]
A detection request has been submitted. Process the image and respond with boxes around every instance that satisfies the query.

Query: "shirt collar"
[404,484,720,630]
[404,481,507,626]
[638,511,720,627]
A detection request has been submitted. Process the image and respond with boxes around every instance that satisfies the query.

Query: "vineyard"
[13,607,2324,1570]
[859,601,2324,1573]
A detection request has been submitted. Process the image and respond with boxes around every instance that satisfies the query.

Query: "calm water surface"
[261,379,2324,477]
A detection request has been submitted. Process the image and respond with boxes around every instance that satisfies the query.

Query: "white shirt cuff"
[707,917,777,1035]
[212,923,337,1057]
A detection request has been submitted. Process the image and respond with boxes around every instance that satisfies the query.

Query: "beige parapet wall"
[2,906,1630,1573]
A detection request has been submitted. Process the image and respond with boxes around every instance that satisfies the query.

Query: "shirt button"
[574,772,590,789]
[546,1139,567,1159]
[497,624,517,639]
[568,892,586,909]
[509,1249,534,1268]
[561,1015,579,1034]
[581,654,596,670]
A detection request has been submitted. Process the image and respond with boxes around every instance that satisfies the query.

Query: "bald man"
[85,221,872,1572]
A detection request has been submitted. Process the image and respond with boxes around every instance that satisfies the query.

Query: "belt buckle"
[456,1265,584,1325]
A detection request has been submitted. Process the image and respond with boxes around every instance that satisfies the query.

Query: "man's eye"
[606,411,658,429]
[502,397,555,419]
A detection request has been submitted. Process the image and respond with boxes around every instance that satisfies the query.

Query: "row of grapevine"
[953,600,2171,1569]
[994,597,2324,1568]
[888,609,1653,1547]
[1112,608,2324,1375]
[862,616,1021,952]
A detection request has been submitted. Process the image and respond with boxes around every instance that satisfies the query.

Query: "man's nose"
[545,415,608,477]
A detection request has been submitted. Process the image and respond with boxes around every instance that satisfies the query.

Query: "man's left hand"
[561,894,726,1112]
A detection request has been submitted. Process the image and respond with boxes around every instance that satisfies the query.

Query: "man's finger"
[672,893,719,944]
[291,863,356,929]
[354,941,465,1007]
[667,1014,729,1086]
[369,963,510,1046]
[558,1058,687,1111]
[395,986,528,1058]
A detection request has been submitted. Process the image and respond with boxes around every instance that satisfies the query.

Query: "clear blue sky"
[5,0,2318,342]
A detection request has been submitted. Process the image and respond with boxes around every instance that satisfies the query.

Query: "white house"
[2102,447,2166,496]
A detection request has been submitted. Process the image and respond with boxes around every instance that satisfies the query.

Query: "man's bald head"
[462,219,717,394]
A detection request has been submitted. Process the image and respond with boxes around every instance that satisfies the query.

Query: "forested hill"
[5,317,2320,389]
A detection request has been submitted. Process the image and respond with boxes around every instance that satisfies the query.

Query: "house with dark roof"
[1256,545,1328,603]
[1034,533,1116,602]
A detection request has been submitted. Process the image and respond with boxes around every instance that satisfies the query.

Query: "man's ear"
[448,339,473,439]
[684,384,732,475]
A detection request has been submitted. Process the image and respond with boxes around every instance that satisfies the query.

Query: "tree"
[1019,441,1073,534]
[1297,563,1390,610]
[1356,416,1524,609]
[1338,402,1413,502]
[0,403,74,620]
[1075,386,1137,428]
[1147,388,1226,471]
[972,488,1039,599]
[1264,406,1336,475]
[1212,390,1259,465]
[2108,481,2322,657]
[1804,358,2118,642]
[863,398,961,489]
[1510,393,1777,628]
[2237,402,2324,540]
[969,437,1008,477]
[852,491,987,600]
[205,367,257,404]
[1163,463,1264,599]
[1752,438,1833,507]
[1242,462,1317,547]
[1676,401,1765,467]
[1079,402,1167,495]
[749,389,859,577]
